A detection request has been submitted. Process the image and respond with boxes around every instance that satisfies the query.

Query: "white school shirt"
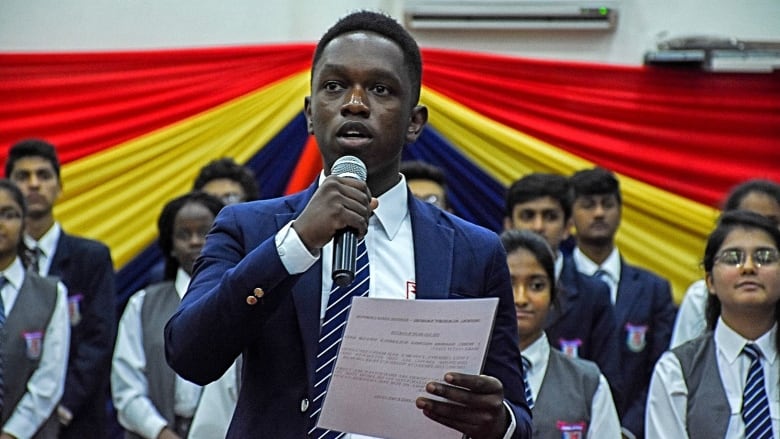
[522,332,622,438]
[670,279,708,348]
[1,257,70,439]
[573,246,622,304]
[23,221,61,276]
[111,269,202,439]
[277,174,517,439]
[646,319,779,438]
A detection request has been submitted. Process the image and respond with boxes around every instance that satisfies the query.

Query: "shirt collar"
[2,257,27,291]
[24,221,61,258]
[317,171,409,241]
[715,317,778,365]
[573,246,621,282]
[522,332,551,374]
[175,268,191,300]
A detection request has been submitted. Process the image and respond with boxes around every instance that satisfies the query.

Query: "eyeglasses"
[714,248,780,268]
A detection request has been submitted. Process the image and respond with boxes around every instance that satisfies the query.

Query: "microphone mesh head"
[331,155,367,181]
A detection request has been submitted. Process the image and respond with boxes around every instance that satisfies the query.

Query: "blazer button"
[300,398,309,413]
[253,287,265,298]
[246,296,258,305]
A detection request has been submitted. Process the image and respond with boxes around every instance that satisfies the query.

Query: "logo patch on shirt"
[559,338,582,358]
[68,294,84,326]
[23,331,44,360]
[406,281,416,300]
[625,323,648,352]
[556,421,586,439]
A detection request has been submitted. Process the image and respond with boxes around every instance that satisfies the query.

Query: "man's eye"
[373,85,389,95]
[529,280,548,292]
[324,82,342,91]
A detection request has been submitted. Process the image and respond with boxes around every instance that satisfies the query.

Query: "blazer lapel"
[47,232,71,277]
[615,262,641,323]
[409,197,453,300]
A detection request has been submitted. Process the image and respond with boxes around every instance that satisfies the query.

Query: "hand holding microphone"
[291,156,375,283]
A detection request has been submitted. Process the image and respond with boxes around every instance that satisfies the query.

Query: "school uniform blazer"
[165,183,532,439]
[49,232,117,439]
[614,260,676,439]
[550,257,623,409]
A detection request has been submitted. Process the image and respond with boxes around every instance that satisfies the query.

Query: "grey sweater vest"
[533,348,600,439]
[124,282,180,439]
[672,334,730,439]
[1,273,60,438]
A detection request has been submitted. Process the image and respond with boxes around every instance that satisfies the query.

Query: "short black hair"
[400,160,446,186]
[193,157,260,202]
[500,229,558,305]
[312,10,422,106]
[505,173,572,221]
[5,138,61,180]
[723,179,780,211]
[569,167,622,205]
[158,191,224,280]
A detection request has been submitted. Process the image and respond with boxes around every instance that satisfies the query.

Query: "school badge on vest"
[558,338,582,358]
[23,331,44,359]
[68,293,83,326]
[556,421,586,439]
[625,323,648,352]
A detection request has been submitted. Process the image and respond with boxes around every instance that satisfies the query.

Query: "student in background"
[5,139,116,439]
[646,210,779,438]
[0,179,70,439]
[671,178,780,348]
[504,173,622,407]
[400,160,450,211]
[112,192,222,439]
[569,167,677,439]
[192,157,260,205]
[501,229,621,438]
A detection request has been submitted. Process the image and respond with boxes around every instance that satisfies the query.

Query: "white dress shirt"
[670,279,708,348]
[187,361,238,439]
[111,269,202,439]
[23,221,61,276]
[646,319,779,438]
[277,174,517,439]
[573,247,621,304]
[523,333,622,438]
[1,257,70,439]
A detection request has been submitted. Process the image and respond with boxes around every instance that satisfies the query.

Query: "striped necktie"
[309,239,370,439]
[522,355,534,410]
[742,343,773,439]
[0,276,8,413]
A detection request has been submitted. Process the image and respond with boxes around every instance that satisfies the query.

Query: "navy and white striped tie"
[522,355,534,410]
[308,239,370,439]
[742,343,773,439]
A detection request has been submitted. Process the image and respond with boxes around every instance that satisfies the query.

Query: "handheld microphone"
[331,155,368,287]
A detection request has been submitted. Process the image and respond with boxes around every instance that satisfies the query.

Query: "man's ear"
[405,105,428,143]
[503,217,513,231]
[304,96,313,134]
[563,217,574,240]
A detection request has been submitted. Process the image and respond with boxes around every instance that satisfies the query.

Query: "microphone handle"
[332,227,358,287]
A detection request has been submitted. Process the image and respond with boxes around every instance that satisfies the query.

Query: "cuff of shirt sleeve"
[621,426,637,439]
[275,220,320,275]
[500,400,517,439]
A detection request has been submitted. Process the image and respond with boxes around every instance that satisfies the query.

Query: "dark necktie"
[742,343,773,439]
[0,276,8,413]
[25,246,41,274]
[309,239,370,439]
[521,355,534,410]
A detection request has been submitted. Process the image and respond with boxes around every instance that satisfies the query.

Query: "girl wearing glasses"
[646,210,780,438]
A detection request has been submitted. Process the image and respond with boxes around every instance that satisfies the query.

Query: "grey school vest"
[533,348,600,439]
[0,273,60,438]
[123,281,180,439]
[672,334,730,439]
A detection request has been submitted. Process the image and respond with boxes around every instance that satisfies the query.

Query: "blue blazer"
[49,231,117,439]
[614,261,676,439]
[549,257,623,409]
[165,184,532,438]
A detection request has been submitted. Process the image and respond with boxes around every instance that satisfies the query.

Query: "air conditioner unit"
[404,0,618,31]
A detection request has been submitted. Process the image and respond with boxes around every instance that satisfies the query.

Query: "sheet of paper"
[317,296,499,439]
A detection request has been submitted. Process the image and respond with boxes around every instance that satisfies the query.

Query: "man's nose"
[341,87,369,116]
